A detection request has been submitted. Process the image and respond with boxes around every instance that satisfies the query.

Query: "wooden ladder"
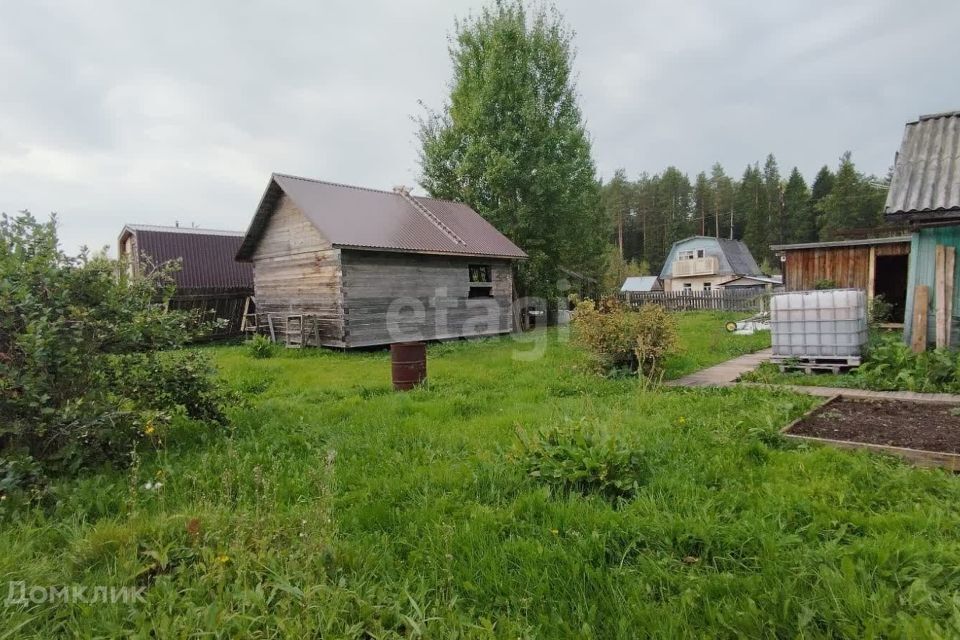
[285,314,304,349]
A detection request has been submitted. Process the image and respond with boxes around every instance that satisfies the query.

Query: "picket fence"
[619,290,766,313]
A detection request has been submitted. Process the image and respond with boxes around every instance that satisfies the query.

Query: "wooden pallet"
[771,354,860,375]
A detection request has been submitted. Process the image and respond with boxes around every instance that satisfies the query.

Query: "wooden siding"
[783,243,909,291]
[904,227,960,348]
[340,250,514,348]
[251,194,345,347]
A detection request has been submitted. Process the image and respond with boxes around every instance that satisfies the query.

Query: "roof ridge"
[272,172,415,198]
[395,189,467,246]
[124,224,245,236]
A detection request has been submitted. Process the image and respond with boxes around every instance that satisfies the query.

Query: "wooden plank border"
[780,394,960,471]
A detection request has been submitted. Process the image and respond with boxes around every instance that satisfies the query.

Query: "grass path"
[3,314,960,637]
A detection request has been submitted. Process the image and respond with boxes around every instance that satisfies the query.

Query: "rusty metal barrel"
[390,342,427,391]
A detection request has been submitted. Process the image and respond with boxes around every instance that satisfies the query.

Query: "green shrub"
[248,334,277,359]
[858,336,958,392]
[570,297,678,376]
[814,279,838,290]
[514,420,650,501]
[0,212,230,488]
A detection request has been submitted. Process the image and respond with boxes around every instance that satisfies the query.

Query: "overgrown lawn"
[3,315,960,637]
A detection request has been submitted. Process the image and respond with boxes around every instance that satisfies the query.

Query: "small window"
[469,286,494,299]
[683,283,692,291]
[468,264,493,298]
[703,282,712,292]
[469,265,492,283]
[696,249,705,258]
[678,250,695,261]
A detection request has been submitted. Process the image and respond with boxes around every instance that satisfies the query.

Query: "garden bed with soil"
[783,395,960,470]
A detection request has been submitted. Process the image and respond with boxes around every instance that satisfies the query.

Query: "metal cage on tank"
[769,289,868,361]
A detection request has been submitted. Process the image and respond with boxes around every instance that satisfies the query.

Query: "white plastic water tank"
[769,289,868,358]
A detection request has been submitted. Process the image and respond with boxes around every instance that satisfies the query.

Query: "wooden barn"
[771,236,911,321]
[118,224,253,336]
[235,173,527,348]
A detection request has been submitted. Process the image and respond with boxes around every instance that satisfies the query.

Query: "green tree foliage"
[763,155,783,253]
[710,163,735,239]
[739,163,767,262]
[417,0,606,297]
[783,167,814,243]
[0,212,231,486]
[817,152,887,240]
[601,168,633,258]
[596,153,890,275]
[692,172,711,236]
[600,244,648,294]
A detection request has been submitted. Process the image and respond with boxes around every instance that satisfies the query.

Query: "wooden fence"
[619,290,766,313]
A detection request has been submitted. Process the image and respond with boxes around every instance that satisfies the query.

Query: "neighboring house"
[659,236,762,292]
[118,224,253,336]
[235,173,527,348]
[885,110,960,347]
[771,237,911,321]
[620,276,662,293]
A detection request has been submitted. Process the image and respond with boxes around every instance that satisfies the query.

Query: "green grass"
[664,312,770,379]
[4,314,960,637]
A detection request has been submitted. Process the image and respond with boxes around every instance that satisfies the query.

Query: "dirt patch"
[787,397,960,453]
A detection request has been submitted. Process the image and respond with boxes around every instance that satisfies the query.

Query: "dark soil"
[787,397,960,453]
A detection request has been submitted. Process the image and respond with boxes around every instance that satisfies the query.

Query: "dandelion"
[550,529,559,536]
[677,416,686,425]
[216,554,230,564]
[144,423,155,436]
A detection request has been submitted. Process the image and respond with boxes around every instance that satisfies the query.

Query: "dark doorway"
[874,254,909,322]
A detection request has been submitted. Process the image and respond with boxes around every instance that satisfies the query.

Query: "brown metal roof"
[236,174,527,261]
[121,225,253,293]
[885,111,960,222]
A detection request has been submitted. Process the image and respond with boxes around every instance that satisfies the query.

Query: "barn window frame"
[468,264,494,298]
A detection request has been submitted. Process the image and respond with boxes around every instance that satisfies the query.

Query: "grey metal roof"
[620,276,661,292]
[716,237,762,276]
[237,174,527,261]
[771,235,911,251]
[120,225,253,293]
[884,111,960,221]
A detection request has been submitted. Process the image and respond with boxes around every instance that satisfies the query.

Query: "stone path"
[666,348,773,387]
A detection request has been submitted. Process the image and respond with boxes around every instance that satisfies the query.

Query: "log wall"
[251,194,346,347]
[340,250,514,347]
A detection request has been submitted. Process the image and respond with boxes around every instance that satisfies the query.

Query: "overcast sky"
[2,0,958,254]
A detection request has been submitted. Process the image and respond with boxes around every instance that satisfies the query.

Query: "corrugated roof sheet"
[124,225,253,292]
[237,174,527,260]
[620,276,661,292]
[885,111,960,220]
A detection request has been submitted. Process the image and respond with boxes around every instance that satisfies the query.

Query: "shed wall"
[340,250,514,347]
[904,226,960,348]
[251,194,346,347]
[782,243,909,291]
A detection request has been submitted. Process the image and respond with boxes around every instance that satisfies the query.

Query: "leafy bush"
[248,334,277,359]
[858,336,959,392]
[814,279,838,290]
[514,420,649,501]
[571,297,678,376]
[0,212,230,487]
[868,294,894,325]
